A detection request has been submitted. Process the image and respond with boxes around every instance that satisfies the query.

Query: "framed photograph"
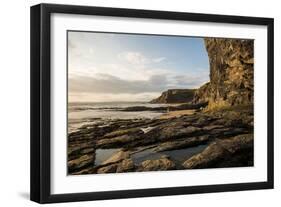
[30,3,274,203]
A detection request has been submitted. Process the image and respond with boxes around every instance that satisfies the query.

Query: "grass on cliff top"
[203,103,253,114]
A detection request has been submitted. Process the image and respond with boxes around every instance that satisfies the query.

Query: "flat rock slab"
[153,136,209,152]
[102,150,130,165]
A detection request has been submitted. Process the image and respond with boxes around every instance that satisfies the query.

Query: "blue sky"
[68,31,209,102]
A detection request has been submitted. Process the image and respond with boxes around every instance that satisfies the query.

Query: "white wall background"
[0,0,279,206]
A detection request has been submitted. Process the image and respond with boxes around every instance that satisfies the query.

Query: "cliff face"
[150,89,196,104]
[193,38,254,107]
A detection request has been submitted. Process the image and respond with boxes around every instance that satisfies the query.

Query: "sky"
[68,31,209,102]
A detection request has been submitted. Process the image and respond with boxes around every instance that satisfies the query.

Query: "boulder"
[68,154,94,173]
[138,157,176,171]
[116,158,135,173]
[182,134,253,169]
[158,126,203,140]
[97,164,118,174]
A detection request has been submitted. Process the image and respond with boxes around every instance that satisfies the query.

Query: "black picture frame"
[30,3,274,203]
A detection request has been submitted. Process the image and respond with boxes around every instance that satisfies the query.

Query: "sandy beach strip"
[157,109,196,119]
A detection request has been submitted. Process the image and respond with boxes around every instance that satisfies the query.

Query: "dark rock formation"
[152,136,209,152]
[116,158,135,173]
[167,102,208,111]
[193,38,254,107]
[97,164,118,174]
[150,89,196,103]
[120,102,208,112]
[137,156,176,171]
[120,106,166,112]
[68,154,95,173]
[182,134,253,169]
[67,104,253,174]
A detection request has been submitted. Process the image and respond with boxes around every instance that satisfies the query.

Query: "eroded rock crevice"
[193,38,254,108]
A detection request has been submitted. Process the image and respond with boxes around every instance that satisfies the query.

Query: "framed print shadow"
[30,3,274,203]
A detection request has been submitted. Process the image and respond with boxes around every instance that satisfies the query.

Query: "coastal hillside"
[193,38,254,108]
[150,89,196,104]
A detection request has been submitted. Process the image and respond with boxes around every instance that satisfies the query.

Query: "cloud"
[69,92,161,103]
[118,52,149,65]
[69,72,208,95]
[69,73,168,94]
[118,51,166,65]
[153,57,166,63]
[69,49,170,82]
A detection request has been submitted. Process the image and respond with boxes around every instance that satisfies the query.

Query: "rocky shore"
[68,104,253,175]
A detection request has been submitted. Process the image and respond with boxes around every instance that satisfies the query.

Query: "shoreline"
[157,109,196,119]
[68,104,253,175]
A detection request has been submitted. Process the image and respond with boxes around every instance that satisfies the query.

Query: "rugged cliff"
[150,89,196,104]
[193,38,254,108]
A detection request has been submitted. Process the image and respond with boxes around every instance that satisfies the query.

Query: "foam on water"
[68,102,171,132]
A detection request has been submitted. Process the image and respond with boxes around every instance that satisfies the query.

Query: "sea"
[68,102,171,133]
